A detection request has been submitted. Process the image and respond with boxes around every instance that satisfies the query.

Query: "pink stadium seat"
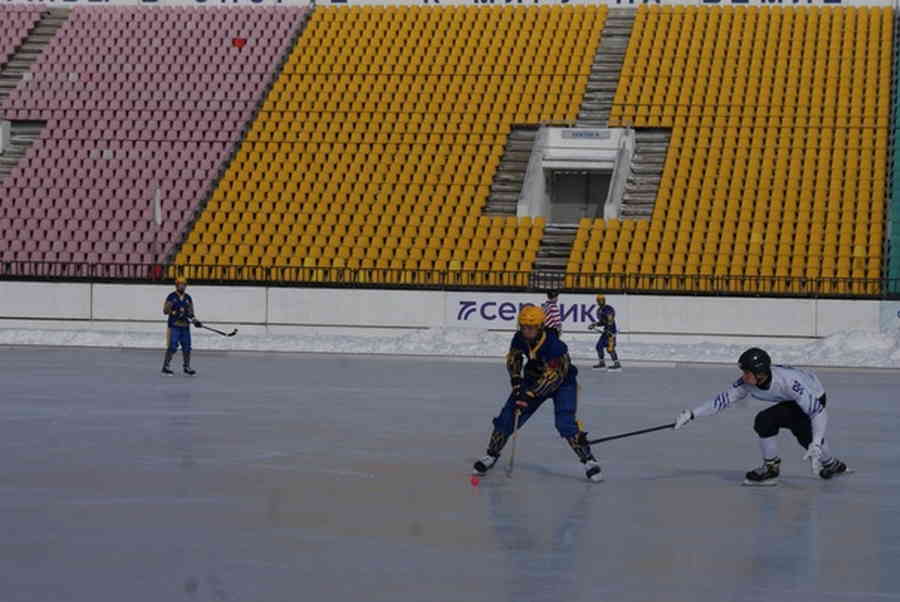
[0,5,309,267]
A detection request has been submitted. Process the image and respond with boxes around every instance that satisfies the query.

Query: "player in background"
[542,290,562,338]
[588,294,621,371]
[162,276,202,376]
[673,348,849,486]
[472,305,603,482]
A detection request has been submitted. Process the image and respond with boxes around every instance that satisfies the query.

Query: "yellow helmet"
[518,305,545,328]
[596,294,606,305]
[176,276,188,285]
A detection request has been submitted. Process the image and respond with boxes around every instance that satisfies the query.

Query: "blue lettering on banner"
[560,303,578,324]
[498,302,517,321]
[457,301,477,321]
[480,302,498,321]
[458,300,608,324]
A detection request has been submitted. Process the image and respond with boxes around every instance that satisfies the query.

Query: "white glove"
[674,410,693,430]
[803,441,824,476]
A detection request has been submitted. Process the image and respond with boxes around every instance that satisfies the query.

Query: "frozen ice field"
[1,346,899,602]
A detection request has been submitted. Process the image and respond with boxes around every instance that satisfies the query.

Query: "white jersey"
[693,366,826,419]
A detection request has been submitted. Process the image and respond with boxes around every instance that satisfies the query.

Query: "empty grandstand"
[0,4,897,299]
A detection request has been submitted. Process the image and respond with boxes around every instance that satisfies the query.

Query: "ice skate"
[472,454,499,475]
[584,459,603,482]
[743,457,780,486]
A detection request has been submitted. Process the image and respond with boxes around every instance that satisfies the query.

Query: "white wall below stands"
[0,282,894,344]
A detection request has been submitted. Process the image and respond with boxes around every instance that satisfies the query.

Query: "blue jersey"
[164,292,195,328]
[506,328,577,400]
[593,304,617,335]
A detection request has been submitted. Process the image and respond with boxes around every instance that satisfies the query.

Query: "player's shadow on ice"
[493,461,773,487]
[630,468,819,489]
[470,458,822,487]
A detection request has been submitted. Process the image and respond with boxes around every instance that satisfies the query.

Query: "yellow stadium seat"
[175,6,885,296]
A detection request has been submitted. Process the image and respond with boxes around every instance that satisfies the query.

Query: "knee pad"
[753,411,779,438]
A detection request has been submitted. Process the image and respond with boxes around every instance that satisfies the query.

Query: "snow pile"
[1,324,899,368]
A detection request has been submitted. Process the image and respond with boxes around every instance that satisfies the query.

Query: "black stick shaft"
[201,325,232,337]
[506,409,521,478]
[587,423,676,445]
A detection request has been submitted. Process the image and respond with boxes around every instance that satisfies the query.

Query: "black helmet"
[546,290,559,300]
[739,348,771,374]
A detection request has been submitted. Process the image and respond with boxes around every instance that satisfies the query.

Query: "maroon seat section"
[0,6,308,267]
[0,6,43,69]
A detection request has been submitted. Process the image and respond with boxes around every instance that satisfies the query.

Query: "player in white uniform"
[673,348,848,486]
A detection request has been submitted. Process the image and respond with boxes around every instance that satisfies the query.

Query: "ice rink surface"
[2,346,899,602]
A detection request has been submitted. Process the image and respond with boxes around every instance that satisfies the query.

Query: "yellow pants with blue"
[492,380,580,438]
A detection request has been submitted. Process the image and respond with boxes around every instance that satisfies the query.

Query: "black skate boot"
[567,432,603,482]
[162,351,174,375]
[593,358,606,369]
[819,458,848,480]
[607,352,622,372]
[183,351,196,376]
[473,454,499,475]
[473,430,508,475]
[583,459,603,482]
[743,457,781,486]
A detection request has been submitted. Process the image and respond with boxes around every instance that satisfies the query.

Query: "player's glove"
[674,409,693,430]
[803,441,825,476]
[515,391,538,413]
[510,376,523,397]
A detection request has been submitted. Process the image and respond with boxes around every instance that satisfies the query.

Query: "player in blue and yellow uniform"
[472,305,603,482]
[588,294,621,371]
[162,276,202,376]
